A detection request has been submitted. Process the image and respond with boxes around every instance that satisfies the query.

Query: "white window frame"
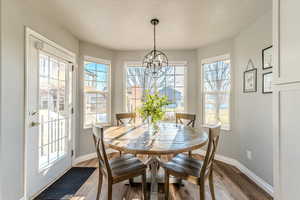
[83,56,111,128]
[201,54,231,130]
[123,61,188,116]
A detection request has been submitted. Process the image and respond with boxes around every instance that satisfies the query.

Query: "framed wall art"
[262,72,273,94]
[262,45,273,70]
[244,69,257,93]
[243,59,257,93]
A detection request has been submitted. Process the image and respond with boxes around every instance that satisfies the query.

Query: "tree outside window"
[126,64,186,121]
[202,57,231,130]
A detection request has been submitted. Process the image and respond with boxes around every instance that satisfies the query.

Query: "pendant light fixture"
[142,18,168,78]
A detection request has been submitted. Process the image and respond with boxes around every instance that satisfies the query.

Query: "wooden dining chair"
[92,126,147,200]
[175,113,196,127]
[161,123,221,200]
[116,112,136,156]
[116,112,136,126]
[175,113,196,157]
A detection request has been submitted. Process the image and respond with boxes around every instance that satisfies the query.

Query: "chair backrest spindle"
[200,123,221,178]
[176,113,196,127]
[116,113,136,126]
[92,126,112,178]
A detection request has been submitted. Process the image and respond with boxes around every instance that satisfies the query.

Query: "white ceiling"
[29,0,272,50]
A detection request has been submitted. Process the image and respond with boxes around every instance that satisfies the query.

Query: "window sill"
[221,128,232,132]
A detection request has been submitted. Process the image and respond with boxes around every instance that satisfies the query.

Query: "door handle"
[30,111,39,116]
[30,122,40,127]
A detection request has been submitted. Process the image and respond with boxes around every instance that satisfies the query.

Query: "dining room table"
[104,122,208,200]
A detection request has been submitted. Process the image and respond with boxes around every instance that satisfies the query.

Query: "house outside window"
[125,62,187,121]
[83,57,111,128]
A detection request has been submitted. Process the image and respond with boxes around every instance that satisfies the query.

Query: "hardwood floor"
[72,153,272,200]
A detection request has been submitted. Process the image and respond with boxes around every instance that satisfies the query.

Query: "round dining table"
[104,122,208,200]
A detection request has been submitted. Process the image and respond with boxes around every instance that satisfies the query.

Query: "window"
[202,55,231,130]
[38,52,72,169]
[83,57,111,128]
[125,62,186,121]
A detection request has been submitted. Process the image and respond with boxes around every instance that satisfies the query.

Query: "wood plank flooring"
[72,153,272,200]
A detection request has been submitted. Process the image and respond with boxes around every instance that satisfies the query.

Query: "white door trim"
[273,0,280,199]
[24,27,77,200]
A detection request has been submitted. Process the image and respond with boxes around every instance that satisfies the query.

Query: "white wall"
[0,0,79,199]
[77,41,115,157]
[234,11,273,185]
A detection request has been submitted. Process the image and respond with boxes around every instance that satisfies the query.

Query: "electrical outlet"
[246,150,252,160]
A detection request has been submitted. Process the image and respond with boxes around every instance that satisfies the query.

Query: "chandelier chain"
[153,23,156,52]
[142,18,168,79]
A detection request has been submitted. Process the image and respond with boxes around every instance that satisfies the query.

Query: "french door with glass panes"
[26,31,74,198]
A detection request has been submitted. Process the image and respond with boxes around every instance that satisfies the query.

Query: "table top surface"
[104,123,208,155]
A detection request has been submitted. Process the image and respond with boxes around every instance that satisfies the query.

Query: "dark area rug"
[34,167,96,200]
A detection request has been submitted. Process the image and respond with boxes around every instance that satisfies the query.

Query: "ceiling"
[29,0,272,50]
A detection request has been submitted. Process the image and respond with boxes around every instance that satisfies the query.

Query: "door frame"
[24,27,77,200]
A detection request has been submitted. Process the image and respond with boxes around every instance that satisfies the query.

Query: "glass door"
[26,33,74,198]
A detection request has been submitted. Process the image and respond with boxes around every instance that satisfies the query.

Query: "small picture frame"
[262,72,273,94]
[244,68,257,93]
[262,46,273,70]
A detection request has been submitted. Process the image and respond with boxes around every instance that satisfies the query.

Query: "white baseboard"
[73,152,97,165]
[194,149,273,196]
[236,162,274,196]
[73,148,116,165]
[195,149,241,167]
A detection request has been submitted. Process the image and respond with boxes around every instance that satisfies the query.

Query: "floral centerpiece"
[139,91,170,132]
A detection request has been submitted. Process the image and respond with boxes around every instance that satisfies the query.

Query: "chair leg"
[142,172,147,200]
[107,181,113,200]
[188,150,192,157]
[156,155,161,171]
[119,150,122,156]
[165,171,169,200]
[199,180,205,200]
[177,178,183,187]
[129,178,134,186]
[96,170,103,200]
[209,170,216,200]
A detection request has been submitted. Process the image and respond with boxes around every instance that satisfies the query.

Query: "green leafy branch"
[139,91,170,125]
